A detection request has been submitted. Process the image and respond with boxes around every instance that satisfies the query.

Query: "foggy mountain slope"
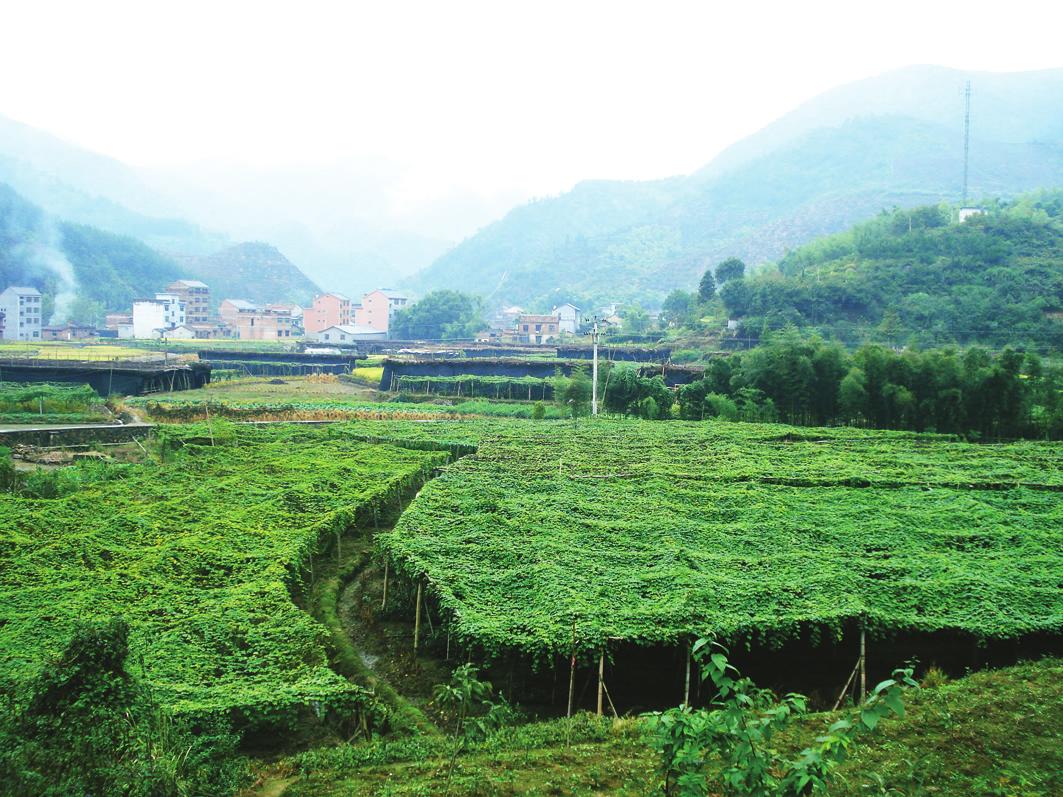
[0,182,317,320]
[173,242,320,308]
[0,182,181,320]
[411,66,1063,307]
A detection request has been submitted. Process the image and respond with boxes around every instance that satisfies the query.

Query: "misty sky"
[2,0,1062,214]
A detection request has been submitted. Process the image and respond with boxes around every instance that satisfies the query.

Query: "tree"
[390,290,484,340]
[621,306,651,334]
[662,290,698,327]
[561,367,593,419]
[714,257,746,285]
[838,367,869,423]
[698,269,716,302]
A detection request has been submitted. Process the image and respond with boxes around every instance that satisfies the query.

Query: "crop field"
[157,418,1063,659]
[0,382,109,424]
[0,435,448,726]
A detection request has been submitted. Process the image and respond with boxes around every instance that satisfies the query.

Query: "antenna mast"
[962,80,971,206]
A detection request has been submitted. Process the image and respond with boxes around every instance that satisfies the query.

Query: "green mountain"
[412,66,1063,308]
[1,183,318,322]
[1,182,181,321]
[718,191,1063,349]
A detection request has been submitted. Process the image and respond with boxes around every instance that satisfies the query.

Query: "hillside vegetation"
[173,242,321,307]
[412,67,1063,308]
[721,191,1063,348]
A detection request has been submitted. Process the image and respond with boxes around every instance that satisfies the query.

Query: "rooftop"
[2,286,42,296]
[170,279,209,288]
[222,298,257,311]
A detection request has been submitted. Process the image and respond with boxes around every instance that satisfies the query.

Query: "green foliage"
[621,305,652,333]
[715,257,746,285]
[396,374,553,400]
[674,332,1063,439]
[531,401,546,420]
[0,382,100,414]
[724,194,1063,348]
[698,269,716,302]
[360,416,1062,657]
[662,290,699,327]
[0,433,448,731]
[557,366,593,418]
[644,639,917,797]
[0,617,248,796]
[59,220,182,311]
[390,290,485,340]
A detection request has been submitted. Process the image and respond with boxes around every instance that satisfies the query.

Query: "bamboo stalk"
[381,559,389,611]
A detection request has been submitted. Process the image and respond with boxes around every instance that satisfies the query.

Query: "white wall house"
[552,303,582,335]
[315,324,388,343]
[132,294,186,339]
[0,286,43,340]
[132,300,166,339]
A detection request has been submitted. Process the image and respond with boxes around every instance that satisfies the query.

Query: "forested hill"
[173,242,320,308]
[720,192,1063,349]
[0,182,181,321]
[0,183,317,322]
[411,66,1063,308]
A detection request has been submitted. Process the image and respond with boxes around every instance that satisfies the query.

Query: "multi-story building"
[304,293,352,334]
[131,293,185,338]
[0,286,43,340]
[218,298,294,340]
[166,280,211,324]
[354,289,408,334]
[552,303,582,335]
[516,314,559,345]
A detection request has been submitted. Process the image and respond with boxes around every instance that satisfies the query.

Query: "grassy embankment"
[269,657,1062,796]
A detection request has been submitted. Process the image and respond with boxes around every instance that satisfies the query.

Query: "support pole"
[567,619,577,717]
[597,648,605,716]
[859,624,867,703]
[413,579,423,652]
[381,559,389,611]
[683,640,691,707]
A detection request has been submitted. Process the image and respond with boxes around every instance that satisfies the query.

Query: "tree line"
[571,331,1062,440]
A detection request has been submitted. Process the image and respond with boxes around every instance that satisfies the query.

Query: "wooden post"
[597,648,605,716]
[566,619,577,717]
[381,559,389,611]
[413,580,423,651]
[859,624,867,704]
[683,640,691,707]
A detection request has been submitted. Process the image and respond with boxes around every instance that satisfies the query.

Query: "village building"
[516,313,559,345]
[165,279,211,324]
[218,298,294,340]
[304,293,352,335]
[41,322,97,341]
[552,303,582,334]
[132,293,185,338]
[354,289,408,334]
[313,324,388,344]
[0,286,43,340]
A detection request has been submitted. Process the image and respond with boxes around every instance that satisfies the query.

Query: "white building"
[0,286,43,340]
[315,324,388,344]
[552,303,582,335]
[132,294,185,339]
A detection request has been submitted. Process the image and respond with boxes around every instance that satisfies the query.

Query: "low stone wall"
[0,423,155,448]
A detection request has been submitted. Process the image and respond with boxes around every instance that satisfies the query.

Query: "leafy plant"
[644,639,918,796]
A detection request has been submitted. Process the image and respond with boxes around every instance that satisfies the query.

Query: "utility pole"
[591,317,600,416]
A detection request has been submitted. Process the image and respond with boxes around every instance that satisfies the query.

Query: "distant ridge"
[411,66,1063,308]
